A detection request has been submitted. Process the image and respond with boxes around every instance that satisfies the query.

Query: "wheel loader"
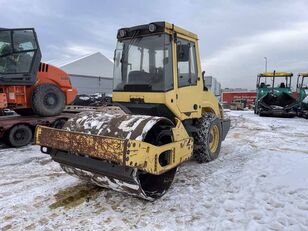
[255,71,297,117]
[296,73,308,118]
[0,28,77,116]
[35,22,230,200]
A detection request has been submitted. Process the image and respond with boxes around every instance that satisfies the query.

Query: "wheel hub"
[46,96,56,105]
[15,130,25,141]
[209,125,219,153]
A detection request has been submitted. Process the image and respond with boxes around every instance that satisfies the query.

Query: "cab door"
[175,37,200,113]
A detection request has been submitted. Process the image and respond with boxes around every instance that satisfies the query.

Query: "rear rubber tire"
[193,113,222,163]
[6,124,33,147]
[32,84,65,117]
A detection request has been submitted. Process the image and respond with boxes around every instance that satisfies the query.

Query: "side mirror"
[177,44,190,62]
[202,71,208,91]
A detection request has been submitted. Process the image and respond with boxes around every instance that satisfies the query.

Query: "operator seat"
[16,52,32,72]
[128,70,152,84]
[280,82,286,88]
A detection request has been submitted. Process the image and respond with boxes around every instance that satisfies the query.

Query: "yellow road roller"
[35,22,230,200]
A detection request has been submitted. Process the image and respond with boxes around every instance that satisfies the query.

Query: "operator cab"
[111,22,210,120]
[113,22,199,93]
[0,28,41,85]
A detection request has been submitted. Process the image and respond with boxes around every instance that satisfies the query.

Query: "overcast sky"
[2,0,308,89]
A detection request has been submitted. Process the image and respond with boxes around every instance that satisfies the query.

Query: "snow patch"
[1,111,308,230]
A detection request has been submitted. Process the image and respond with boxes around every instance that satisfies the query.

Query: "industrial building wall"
[222,91,257,108]
[70,74,113,95]
[204,76,221,97]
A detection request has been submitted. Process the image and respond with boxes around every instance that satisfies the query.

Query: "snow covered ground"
[0,111,308,230]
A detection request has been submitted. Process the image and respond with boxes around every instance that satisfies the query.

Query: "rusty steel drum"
[58,111,177,200]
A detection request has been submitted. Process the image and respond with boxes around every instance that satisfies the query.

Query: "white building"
[48,52,114,95]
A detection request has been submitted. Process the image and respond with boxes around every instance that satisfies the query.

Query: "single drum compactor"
[35,22,230,200]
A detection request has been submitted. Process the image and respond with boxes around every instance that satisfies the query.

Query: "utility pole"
[264,57,268,84]
[264,57,267,72]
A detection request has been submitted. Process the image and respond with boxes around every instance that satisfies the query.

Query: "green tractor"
[296,73,308,118]
[254,71,297,117]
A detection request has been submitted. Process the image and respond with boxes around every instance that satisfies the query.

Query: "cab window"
[177,38,198,88]
[13,30,37,51]
[0,29,37,74]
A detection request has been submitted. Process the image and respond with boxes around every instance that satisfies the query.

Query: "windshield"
[0,29,37,74]
[113,34,173,92]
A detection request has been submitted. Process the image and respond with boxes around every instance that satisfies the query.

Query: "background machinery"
[230,99,246,110]
[0,28,77,116]
[296,73,308,118]
[0,28,77,147]
[35,22,230,200]
[255,71,297,117]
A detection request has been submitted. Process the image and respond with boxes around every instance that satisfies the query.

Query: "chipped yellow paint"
[126,137,193,175]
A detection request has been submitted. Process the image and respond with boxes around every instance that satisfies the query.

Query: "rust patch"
[36,126,125,163]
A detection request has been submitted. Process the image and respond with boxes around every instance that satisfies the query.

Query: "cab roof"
[298,72,308,77]
[258,72,293,77]
[117,21,198,40]
[164,22,198,39]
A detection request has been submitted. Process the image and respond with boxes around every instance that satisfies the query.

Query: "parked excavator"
[35,22,230,200]
[254,71,297,117]
[296,73,308,118]
[0,28,77,116]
